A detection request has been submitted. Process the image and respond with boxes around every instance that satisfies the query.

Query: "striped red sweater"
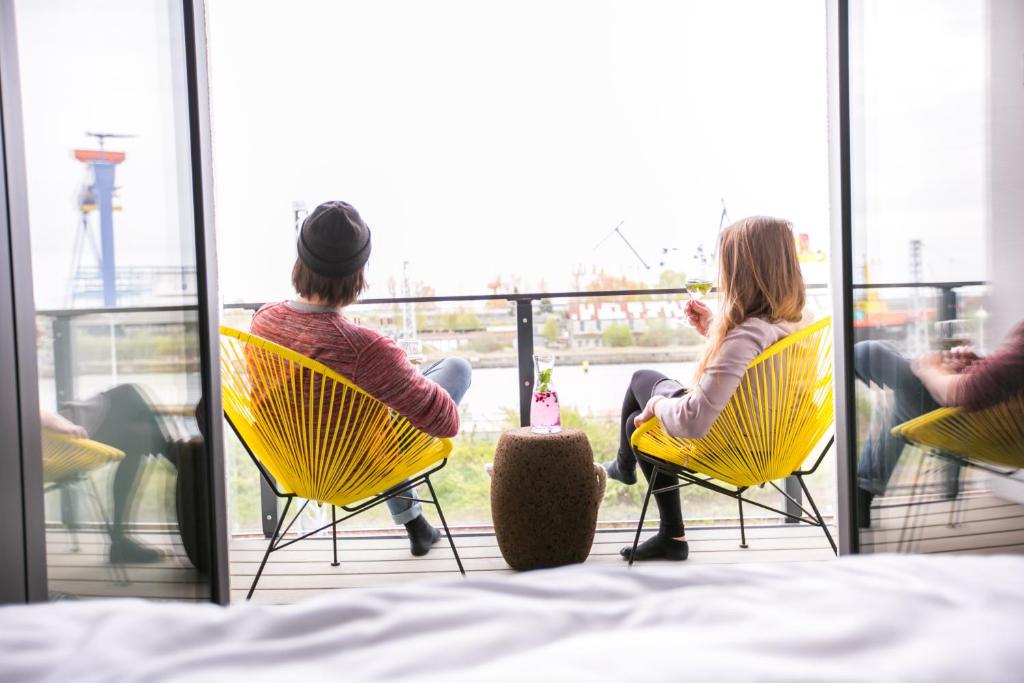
[250,301,459,437]
[952,320,1024,412]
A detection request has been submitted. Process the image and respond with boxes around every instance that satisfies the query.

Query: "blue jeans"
[854,341,959,496]
[385,356,472,524]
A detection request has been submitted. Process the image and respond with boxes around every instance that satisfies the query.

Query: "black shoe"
[620,534,689,562]
[603,460,637,486]
[405,515,442,557]
[856,489,875,529]
[109,537,163,564]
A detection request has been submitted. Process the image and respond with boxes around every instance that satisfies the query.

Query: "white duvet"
[2,554,1023,683]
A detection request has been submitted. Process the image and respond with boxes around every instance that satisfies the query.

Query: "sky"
[13,0,988,309]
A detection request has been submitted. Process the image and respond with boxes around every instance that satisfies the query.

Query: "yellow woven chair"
[887,394,1023,551]
[220,327,464,598]
[630,317,836,559]
[42,429,125,552]
[43,430,125,485]
[891,393,1024,472]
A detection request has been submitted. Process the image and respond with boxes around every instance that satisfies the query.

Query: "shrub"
[467,333,506,353]
[541,315,559,343]
[637,318,675,347]
[602,323,633,347]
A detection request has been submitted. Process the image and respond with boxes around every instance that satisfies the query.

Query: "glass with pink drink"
[530,354,562,434]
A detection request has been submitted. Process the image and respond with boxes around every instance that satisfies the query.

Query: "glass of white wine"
[397,338,425,366]
[684,277,713,301]
[934,320,971,352]
[685,247,715,303]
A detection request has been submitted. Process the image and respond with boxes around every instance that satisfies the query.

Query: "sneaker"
[603,460,637,486]
[109,537,163,564]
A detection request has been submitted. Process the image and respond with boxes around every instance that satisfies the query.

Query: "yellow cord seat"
[220,326,464,596]
[632,317,834,487]
[220,326,452,508]
[629,317,836,555]
[42,430,125,484]
[891,393,1024,471]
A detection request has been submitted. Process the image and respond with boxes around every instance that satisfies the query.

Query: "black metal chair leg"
[949,464,965,528]
[737,496,749,549]
[248,497,291,600]
[798,475,837,555]
[629,465,657,567]
[62,486,80,552]
[331,506,340,567]
[425,477,465,576]
[899,452,928,553]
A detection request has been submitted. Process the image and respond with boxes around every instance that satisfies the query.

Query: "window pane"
[16,0,212,599]
[850,0,1024,554]
[208,0,836,588]
[207,0,831,303]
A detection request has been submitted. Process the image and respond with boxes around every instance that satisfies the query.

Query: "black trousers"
[61,384,172,539]
[617,369,685,537]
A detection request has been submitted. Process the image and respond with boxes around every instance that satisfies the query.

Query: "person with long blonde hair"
[604,216,809,561]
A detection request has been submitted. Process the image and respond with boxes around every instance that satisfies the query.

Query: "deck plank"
[39,492,1024,604]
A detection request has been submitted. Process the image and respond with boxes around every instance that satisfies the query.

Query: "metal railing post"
[939,286,958,321]
[260,478,278,539]
[784,476,802,523]
[51,315,75,408]
[50,315,78,531]
[516,299,535,427]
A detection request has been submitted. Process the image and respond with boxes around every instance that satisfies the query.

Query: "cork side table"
[489,427,606,571]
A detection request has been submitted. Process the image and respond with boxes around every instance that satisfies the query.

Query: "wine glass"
[934,320,971,352]
[685,246,714,302]
[397,338,425,365]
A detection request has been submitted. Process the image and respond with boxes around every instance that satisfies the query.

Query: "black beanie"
[296,201,372,277]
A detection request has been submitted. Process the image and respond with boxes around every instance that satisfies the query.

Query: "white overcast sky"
[14,0,987,309]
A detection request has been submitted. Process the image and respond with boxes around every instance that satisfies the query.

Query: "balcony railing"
[37,279,986,537]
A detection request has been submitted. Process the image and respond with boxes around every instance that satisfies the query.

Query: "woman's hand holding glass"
[685,300,713,336]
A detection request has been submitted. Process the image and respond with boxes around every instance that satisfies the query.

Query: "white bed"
[2,554,1022,682]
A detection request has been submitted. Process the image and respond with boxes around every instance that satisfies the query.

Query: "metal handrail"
[34,279,986,317]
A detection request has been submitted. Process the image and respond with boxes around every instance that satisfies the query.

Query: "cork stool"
[489,427,606,571]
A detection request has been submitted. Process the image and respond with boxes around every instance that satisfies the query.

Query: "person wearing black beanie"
[250,201,472,557]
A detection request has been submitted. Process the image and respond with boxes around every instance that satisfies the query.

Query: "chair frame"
[226,418,465,600]
[628,436,838,565]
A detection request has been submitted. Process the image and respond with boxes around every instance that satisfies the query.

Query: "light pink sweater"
[652,316,807,440]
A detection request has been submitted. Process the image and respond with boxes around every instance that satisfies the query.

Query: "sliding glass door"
[0,0,227,603]
[844,0,1024,554]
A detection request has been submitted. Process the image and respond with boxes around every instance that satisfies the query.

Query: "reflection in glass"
[850,0,1024,555]
[17,0,210,599]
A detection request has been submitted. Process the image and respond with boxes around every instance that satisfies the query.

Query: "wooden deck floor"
[230,491,1024,604]
[42,491,1024,604]
[230,522,836,604]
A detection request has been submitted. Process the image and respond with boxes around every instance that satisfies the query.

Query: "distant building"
[567,300,688,348]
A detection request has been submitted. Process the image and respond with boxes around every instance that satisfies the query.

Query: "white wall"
[987,0,1024,344]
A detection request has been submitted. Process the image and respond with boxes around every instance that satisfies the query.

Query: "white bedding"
[2,554,1023,683]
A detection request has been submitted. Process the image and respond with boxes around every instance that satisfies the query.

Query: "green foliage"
[637,318,676,347]
[656,270,688,289]
[447,312,482,332]
[541,315,559,343]
[602,323,633,347]
[227,402,830,533]
[72,325,199,366]
[467,333,507,353]
[537,368,552,392]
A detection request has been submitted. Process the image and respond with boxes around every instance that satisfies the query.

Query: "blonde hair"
[693,216,806,381]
